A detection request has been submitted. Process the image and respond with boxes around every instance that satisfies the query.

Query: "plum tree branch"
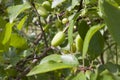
[100,42,116,64]
[30,1,48,48]
[15,46,52,80]
[77,0,83,12]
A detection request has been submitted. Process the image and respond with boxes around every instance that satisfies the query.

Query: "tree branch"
[77,0,83,12]
[30,2,48,48]
[15,46,52,80]
[100,42,116,64]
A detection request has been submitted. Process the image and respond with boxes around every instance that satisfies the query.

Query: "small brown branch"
[33,33,43,45]
[16,67,30,80]
[103,42,116,53]
[77,0,83,12]
[100,42,116,64]
[15,47,52,80]
[16,54,33,68]
[100,53,104,64]
[76,0,83,21]
[36,47,52,60]
[30,2,48,48]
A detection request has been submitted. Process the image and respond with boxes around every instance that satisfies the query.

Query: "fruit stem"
[63,24,69,33]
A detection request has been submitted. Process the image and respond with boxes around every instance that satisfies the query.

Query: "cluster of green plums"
[51,18,83,53]
[37,1,83,53]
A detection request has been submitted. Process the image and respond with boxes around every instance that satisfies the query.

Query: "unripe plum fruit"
[51,31,65,47]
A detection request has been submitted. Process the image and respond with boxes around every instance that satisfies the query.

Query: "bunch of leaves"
[0,0,120,80]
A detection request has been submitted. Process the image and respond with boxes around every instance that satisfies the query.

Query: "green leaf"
[0,40,10,53]
[69,11,81,21]
[52,0,65,8]
[28,73,51,80]
[7,2,31,23]
[77,20,89,40]
[114,0,120,5]
[40,54,61,64]
[105,62,118,73]
[0,43,4,53]
[0,17,7,52]
[73,11,81,21]
[98,69,116,80]
[10,33,28,49]
[0,65,6,77]
[88,32,104,60]
[82,24,104,59]
[67,0,81,11]
[72,72,86,80]
[0,16,7,28]
[99,0,120,46]
[68,20,75,46]
[71,0,80,9]
[17,16,27,30]
[84,0,97,5]
[61,54,79,67]
[27,62,73,76]
[90,71,98,80]
[1,23,14,45]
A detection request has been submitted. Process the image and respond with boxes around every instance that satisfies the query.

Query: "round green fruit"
[42,1,51,11]
[37,6,48,17]
[51,31,65,47]
[62,18,68,24]
[75,35,83,52]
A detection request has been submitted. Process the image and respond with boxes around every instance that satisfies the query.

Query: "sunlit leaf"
[1,23,14,45]
[52,0,65,8]
[61,54,79,66]
[71,0,80,9]
[82,24,104,58]
[27,62,73,76]
[40,54,61,64]
[10,33,28,49]
[7,2,31,23]
[68,20,74,46]
[99,0,120,46]
[17,16,27,30]
[77,20,104,60]
[72,72,86,80]
[90,71,98,80]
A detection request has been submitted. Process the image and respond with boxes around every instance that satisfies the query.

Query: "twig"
[103,42,115,53]
[100,53,104,64]
[30,2,48,48]
[77,0,83,12]
[36,47,52,60]
[100,42,116,64]
[33,33,43,45]
[15,47,52,80]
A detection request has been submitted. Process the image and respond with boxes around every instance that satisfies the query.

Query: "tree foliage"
[0,0,120,80]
